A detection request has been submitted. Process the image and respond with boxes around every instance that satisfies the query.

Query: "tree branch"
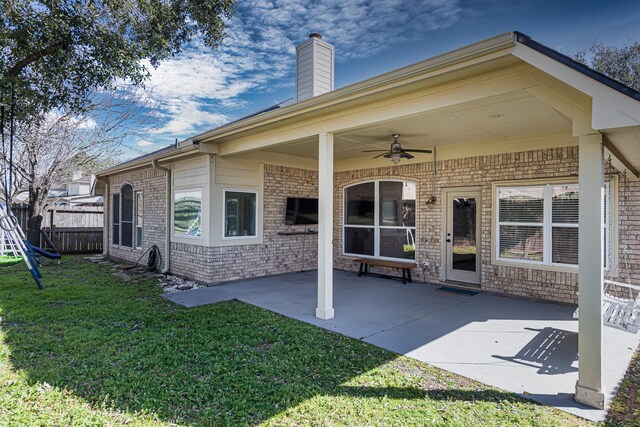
[8,41,69,78]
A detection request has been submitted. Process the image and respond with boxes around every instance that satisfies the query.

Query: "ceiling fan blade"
[403,149,433,153]
[362,149,389,152]
[371,153,388,159]
[401,152,415,160]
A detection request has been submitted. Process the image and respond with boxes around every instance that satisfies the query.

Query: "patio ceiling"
[256,89,572,161]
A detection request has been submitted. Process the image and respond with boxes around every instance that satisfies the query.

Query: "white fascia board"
[511,43,640,130]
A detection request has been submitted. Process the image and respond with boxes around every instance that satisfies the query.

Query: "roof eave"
[96,144,197,177]
[191,32,517,143]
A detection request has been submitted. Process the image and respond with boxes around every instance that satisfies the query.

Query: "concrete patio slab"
[164,270,639,421]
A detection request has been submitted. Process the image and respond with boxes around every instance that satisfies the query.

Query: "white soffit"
[511,43,640,130]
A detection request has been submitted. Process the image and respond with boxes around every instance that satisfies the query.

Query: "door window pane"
[345,227,375,256]
[174,190,202,237]
[379,181,416,227]
[225,191,256,237]
[120,184,133,247]
[121,222,133,247]
[380,228,415,260]
[452,197,476,272]
[345,182,374,225]
[121,185,133,221]
[112,194,120,245]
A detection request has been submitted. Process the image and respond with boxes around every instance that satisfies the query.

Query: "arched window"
[343,180,416,260]
[113,184,134,247]
[120,184,134,247]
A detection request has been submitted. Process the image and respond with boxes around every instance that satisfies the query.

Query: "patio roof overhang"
[188,32,640,178]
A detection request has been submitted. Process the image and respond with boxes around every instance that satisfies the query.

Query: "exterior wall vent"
[295,33,335,102]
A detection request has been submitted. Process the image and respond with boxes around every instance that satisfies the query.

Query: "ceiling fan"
[363,134,432,164]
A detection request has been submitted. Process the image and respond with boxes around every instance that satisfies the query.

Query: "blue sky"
[122,0,640,160]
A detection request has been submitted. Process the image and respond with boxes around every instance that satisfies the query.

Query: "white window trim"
[492,177,617,273]
[342,179,417,262]
[134,190,143,250]
[172,188,204,240]
[111,182,138,250]
[222,188,259,240]
[112,191,121,247]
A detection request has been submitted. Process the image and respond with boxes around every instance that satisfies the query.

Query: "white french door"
[444,189,481,284]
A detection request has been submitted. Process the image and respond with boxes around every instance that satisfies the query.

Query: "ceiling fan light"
[390,152,401,164]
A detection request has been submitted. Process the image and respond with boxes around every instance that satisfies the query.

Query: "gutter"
[96,143,197,177]
[151,159,172,274]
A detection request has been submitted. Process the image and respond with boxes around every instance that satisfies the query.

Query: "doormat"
[436,286,479,296]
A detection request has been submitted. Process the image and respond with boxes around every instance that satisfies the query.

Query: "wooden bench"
[354,258,417,284]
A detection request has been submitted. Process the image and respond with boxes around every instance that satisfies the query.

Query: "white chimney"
[295,33,335,102]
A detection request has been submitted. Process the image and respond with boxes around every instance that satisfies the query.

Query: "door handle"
[446,239,451,243]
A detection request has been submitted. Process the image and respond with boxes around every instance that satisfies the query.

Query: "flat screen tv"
[285,197,318,225]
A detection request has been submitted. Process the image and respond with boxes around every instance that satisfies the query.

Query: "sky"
[122,0,640,160]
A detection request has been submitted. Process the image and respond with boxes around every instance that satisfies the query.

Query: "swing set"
[1,84,60,288]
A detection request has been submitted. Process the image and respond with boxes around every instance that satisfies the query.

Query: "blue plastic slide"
[30,244,62,260]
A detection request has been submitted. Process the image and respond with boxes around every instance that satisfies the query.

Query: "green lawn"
[0,256,600,426]
[607,344,640,427]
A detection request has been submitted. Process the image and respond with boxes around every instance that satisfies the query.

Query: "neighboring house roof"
[96,31,640,177]
[69,175,92,185]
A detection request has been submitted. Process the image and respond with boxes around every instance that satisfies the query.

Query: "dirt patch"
[254,339,273,352]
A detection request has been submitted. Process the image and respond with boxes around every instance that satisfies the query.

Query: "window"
[174,190,202,237]
[120,184,134,248]
[224,190,257,238]
[344,180,416,260]
[496,181,613,268]
[135,191,143,249]
[112,193,120,245]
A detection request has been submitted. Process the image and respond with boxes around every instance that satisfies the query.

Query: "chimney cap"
[309,33,323,39]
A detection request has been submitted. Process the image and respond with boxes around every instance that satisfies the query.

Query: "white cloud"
[153,100,228,135]
[143,0,463,141]
[136,139,155,147]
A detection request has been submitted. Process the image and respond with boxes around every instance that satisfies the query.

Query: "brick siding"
[107,168,167,266]
[104,146,640,305]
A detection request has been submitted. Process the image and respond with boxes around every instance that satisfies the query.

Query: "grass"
[607,344,640,426]
[0,256,603,426]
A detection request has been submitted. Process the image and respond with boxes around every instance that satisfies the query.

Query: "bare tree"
[1,85,157,221]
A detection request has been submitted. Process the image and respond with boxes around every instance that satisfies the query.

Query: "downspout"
[152,159,172,274]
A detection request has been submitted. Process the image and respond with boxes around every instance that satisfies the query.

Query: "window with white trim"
[496,182,613,268]
[135,191,143,249]
[224,190,257,238]
[112,193,120,245]
[173,190,202,237]
[343,180,416,261]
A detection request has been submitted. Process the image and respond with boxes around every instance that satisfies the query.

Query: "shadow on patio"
[493,327,578,375]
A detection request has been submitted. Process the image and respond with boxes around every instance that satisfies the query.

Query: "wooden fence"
[42,227,103,254]
[9,204,103,254]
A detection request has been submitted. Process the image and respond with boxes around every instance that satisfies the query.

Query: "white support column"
[575,133,605,409]
[316,132,335,320]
